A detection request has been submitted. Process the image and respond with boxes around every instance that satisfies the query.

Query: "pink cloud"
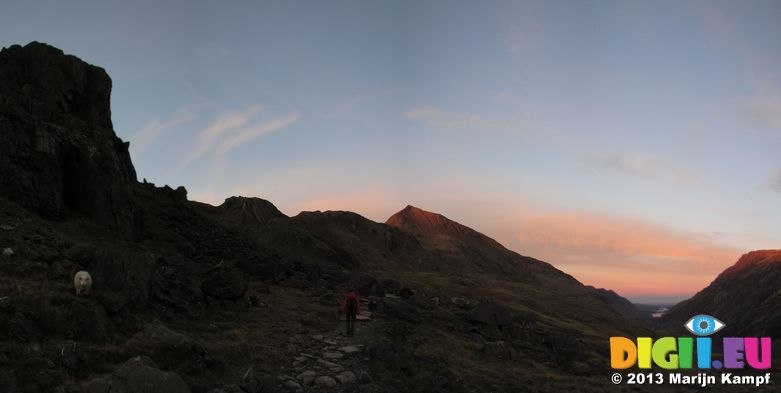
[487,210,742,296]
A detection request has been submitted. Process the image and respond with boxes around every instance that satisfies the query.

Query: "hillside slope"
[662,250,781,337]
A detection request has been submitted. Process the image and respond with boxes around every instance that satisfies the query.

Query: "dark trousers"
[345,313,356,336]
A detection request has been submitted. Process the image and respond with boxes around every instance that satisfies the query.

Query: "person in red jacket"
[341,289,361,336]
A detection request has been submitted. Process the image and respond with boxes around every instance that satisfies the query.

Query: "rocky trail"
[274,298,381,392]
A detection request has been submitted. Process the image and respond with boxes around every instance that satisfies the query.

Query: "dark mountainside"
[662,250,781,340]
[4,42,760,393]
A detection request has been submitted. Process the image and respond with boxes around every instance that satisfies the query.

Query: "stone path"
[277,298,379,392]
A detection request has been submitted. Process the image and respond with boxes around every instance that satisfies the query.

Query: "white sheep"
[73,271,92,296]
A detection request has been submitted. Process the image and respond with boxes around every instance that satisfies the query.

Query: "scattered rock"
[239,367,271,393]
[358,371,373,383]
[296,370,316,385]
[322,351,343,360]
[314,376,336,387]
[349,272,380,297]
[60,340,80,376]
[86,356,189,393]
[338,345,360,355]
[2,247,13,257]
[483,340,515,360]
[335,371,357,384]
[201,261,249,301]
[125,323,210,370]
[208,385,243,393]
[375,296,421,323]
[357,383,383,393]
[8,311,42,342]
[378,278,402,295]
[284,380,302,391]
[316,359,340,369]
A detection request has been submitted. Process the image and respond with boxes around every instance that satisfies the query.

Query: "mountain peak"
[732,249,781,269]
[217,196,286,223]
[386,205,463,234]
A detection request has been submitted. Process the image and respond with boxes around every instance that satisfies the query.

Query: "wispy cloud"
[182,105,265,168]
[216,111,300,155]
[403,107,526,133]
[489,209,741,297]
[598,152,699,184]
[129,108,194,158]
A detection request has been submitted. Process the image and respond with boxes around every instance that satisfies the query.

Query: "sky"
[2,0,780,303]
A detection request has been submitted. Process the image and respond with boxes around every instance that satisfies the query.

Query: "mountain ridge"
[662,249,781,338]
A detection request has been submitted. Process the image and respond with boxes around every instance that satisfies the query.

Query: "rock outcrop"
[0,42,138,238]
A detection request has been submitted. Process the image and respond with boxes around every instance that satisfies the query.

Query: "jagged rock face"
[0,42,137,238]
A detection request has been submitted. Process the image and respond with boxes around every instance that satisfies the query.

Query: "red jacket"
[341,292,360,315]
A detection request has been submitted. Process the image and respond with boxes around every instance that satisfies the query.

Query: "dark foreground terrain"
[0,42,776,393]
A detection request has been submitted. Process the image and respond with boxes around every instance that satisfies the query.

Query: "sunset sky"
[3,1,780,303]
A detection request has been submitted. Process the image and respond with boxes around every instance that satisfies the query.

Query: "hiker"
[341,289,360,336]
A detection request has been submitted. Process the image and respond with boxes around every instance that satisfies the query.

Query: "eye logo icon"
[685,314,725,336]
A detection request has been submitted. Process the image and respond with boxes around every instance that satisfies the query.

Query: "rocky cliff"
[0,42,138,238]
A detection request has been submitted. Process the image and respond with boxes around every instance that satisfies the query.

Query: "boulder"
[296,370,316,385]
[335,371,357,384]
[483,340,515,360]
[322,351,343,360]
[86,356,189,393]
[150,257,203,312]
[0,42,139,238]
[338,345,360,355]
[468,301,515,329]
[239,367,272,393]
[314,376,336,387]
[201,261,249,301]
[378,278,401,295]
[7,311,42,342]
[125,323,210,371]
[375,296,421,323]
[348,272,379,297]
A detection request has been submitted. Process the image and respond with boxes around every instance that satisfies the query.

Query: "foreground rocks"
[86,356,189,393]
